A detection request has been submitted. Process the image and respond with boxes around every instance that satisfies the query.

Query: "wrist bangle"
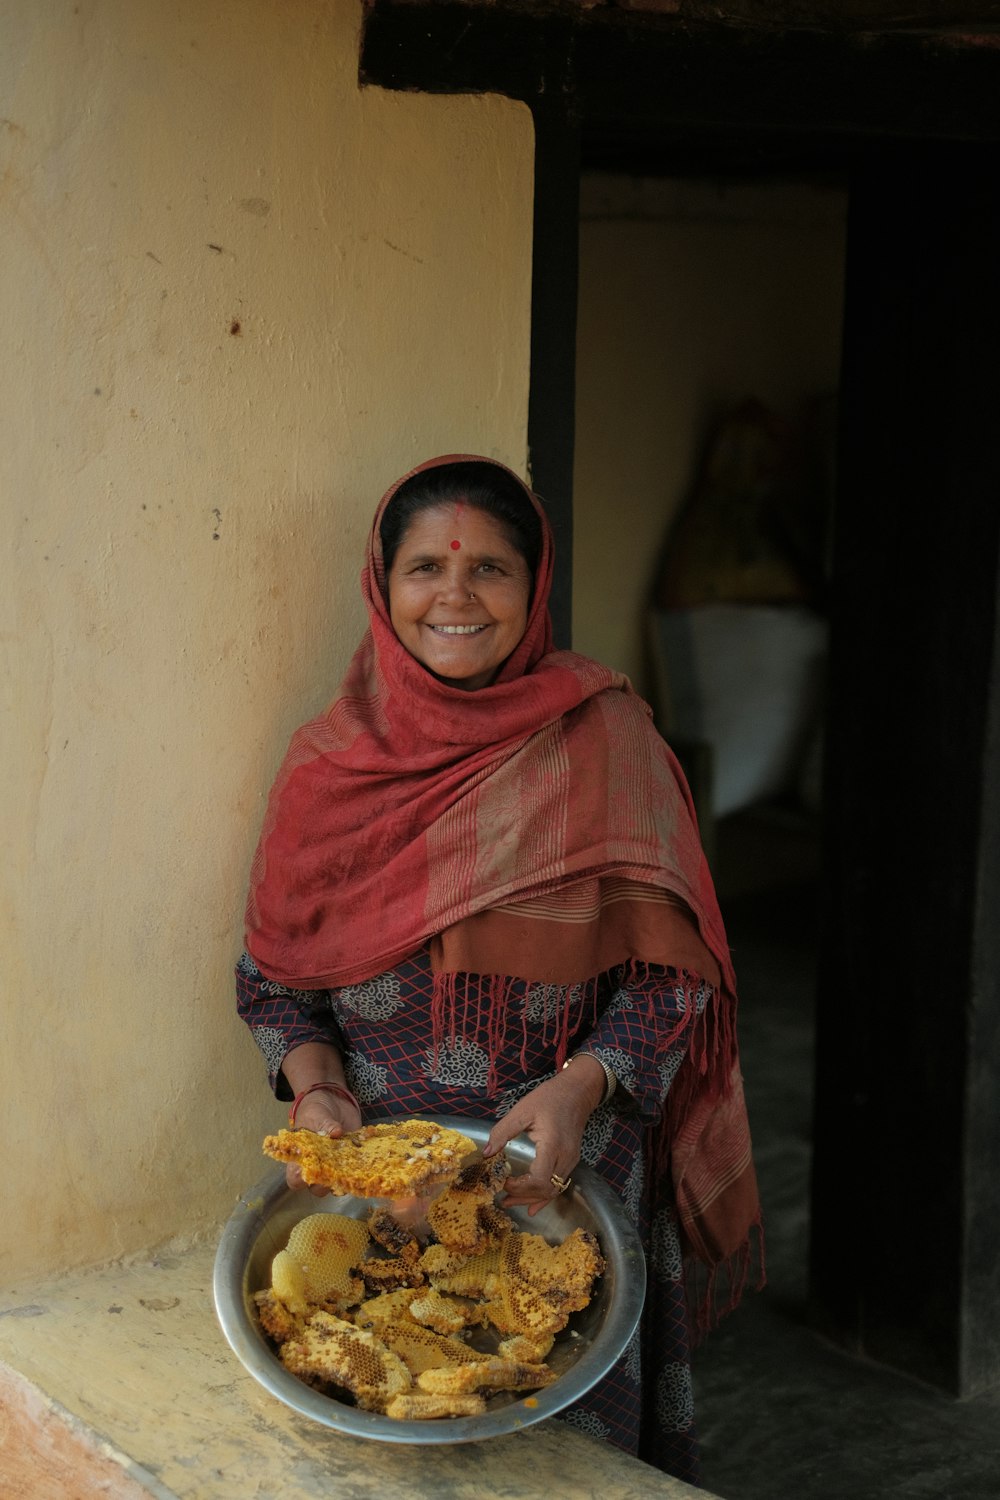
[562,1053,617,1107]
[288,1080,361,1128]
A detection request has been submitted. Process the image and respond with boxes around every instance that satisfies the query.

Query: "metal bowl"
[213,1115,646,1444]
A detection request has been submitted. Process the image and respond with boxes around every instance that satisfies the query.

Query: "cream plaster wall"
[573,173,847,692]
[1,0,533,1282]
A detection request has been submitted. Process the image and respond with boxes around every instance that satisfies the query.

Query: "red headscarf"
[244,455,760,1306]
[245,454,728,992]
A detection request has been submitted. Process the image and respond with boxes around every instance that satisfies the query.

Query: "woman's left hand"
[483,1055,606,1216]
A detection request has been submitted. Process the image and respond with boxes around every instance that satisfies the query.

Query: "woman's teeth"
[429,625,487,635]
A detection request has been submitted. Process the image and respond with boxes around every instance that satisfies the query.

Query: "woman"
[236,454,761,1483]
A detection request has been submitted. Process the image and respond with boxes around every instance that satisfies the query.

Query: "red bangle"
[288,1080,362,1129]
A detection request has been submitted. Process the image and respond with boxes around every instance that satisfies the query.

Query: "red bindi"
[450,539,461,550]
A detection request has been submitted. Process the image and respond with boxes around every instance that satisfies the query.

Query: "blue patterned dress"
[236,946,710,1482]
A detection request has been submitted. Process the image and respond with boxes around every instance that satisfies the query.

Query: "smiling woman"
[387,504,532,690]
[236,454,761,1483]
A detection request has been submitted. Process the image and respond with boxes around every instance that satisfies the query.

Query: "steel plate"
[213,1115,646,1444]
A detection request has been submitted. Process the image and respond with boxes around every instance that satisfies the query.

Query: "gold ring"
[550,1173,572,1194]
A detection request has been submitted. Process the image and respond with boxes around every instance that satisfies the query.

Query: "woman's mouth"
[427,624,488,635]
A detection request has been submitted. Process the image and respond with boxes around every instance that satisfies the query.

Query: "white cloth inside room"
[655,603,828,818]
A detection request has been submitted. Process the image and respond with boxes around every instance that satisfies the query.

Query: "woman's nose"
[438,568,473,600]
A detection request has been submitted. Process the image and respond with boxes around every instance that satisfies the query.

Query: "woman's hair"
[380,461,542,577]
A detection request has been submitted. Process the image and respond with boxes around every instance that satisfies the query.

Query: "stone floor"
[693,807,1000,1500]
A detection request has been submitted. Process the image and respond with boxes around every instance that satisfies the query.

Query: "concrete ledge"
[0,1241,715,1499]
[0,1362,165,1499]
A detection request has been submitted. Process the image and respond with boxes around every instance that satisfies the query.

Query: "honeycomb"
[263,1120,475,1198]
[270,1249,310,1317]
[374,1320,487,1377]
[498,1332,555,1363]
[480,1266,569,1338]
[360,1255,426,1296]
[416,1356,557,1395]
[421,1243,503,1299]
[367,1207,420,1258]
[352,1288,422,1331]
[279,1212,370,1308]
[385,1392,487,1421]
[280,1311,412,1412]
[506,1228,606,1308]
[408,1288,484,1335]
[425,1154,513,1255]
[255,1145,605,1423]
[253,1287,303,1344]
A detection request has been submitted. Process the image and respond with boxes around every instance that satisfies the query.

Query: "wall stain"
[240,197,271,217]
[383,238,424,265]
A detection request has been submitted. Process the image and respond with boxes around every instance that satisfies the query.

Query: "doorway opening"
[573,167,844,875]
[572,163,845,1488]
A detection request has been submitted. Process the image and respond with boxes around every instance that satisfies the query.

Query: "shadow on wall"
[646,397,835,859]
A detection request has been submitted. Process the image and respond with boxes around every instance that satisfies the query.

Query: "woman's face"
[386,503,532,690]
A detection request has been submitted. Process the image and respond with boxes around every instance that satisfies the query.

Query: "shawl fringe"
[429,959,763,1332]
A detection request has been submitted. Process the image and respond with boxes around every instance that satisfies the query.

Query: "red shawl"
[245,454,761,1316]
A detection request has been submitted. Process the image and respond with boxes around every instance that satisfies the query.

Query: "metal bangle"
[562,1052,617,1106]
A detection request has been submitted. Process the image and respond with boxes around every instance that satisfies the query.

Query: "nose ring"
[468,591,476,601]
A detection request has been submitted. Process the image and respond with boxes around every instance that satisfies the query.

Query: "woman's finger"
[285,1149,334,1196]
[483,1111,527,1159]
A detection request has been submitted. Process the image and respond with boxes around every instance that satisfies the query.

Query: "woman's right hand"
[280,1042,362,1197]
[283,1090,363,1196]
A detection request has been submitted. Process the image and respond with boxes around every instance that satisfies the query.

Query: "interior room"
[572,158,1000,1498]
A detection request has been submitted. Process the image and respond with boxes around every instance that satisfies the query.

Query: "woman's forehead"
[393,502,522,555]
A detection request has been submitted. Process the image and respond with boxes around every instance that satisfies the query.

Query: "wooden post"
[810,142,1000,1395]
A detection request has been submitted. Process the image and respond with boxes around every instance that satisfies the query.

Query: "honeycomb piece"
[425,1155,512,1255]
[408,1288,485,1335]
[385,1392,487,1421]
[280,1311,411,1412]
[374,1320,485,1377]
[262,1121,475,1198]
[361,1256,426,1296]
[497,1332,555,1363]
[480,1270,569,1339]
[417,1244,469,1280]
[270,1249,310,1317]
[352,1288,422,1331]
[278,1213,369,1308]
[254,1287,304,1344]
[477,1228,605,1338]
[417,1357,557,1395]
[506,1227,605,1309]
[422,1243,503,1299]
[478,1204,515,1242]
[367,1207,421,1259]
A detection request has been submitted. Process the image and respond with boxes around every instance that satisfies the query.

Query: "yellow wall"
[1,0,533,1282]
[573,173,847,692]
